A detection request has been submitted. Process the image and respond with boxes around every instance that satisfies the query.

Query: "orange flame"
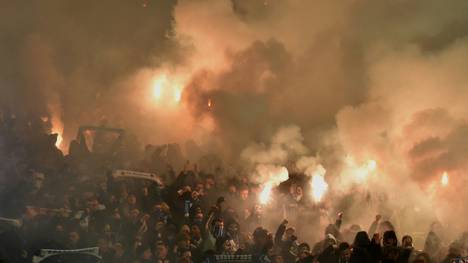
[207,99,212,108]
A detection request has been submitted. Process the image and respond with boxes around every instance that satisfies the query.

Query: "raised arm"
[204,208,216,233]
[335,212,343,230]
[275,219,288,245]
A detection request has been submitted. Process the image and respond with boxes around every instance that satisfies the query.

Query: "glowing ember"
[207,99,212,108]
[441,172,449,186]
[259,183,273,205]
[311,168,328,202]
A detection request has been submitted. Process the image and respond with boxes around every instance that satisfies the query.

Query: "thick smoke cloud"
[3,0,468,238]
[1,0,178,145]
[178,0,468,235]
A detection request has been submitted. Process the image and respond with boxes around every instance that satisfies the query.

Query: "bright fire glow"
[152,75,166,100]
[54,132,63,148]
[208,99,212,108]
[50,116,64,149]
[344,156,378,182]
[174,88,182,103]
[367,159,377,171]
[257,166,289,205]
[441,172,449,186]
[259,183,273,205]
[310,166,328,202]
[151,74,184,104]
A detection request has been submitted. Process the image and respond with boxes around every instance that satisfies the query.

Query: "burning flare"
[344,156,377,182]
[49,113,64,150]
[366,159,377,171]
[53,130,63,148]
[259,183,273,205]
[152,75,166,100]
[311,165,328,202]
[256,166,289,205]
[441,171,449,186]
[207,99,212,108]
[151,73,184,104]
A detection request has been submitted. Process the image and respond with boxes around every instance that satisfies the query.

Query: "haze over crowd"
[2,0,468,246]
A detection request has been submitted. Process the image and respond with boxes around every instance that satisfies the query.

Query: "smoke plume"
[3,0,468,243]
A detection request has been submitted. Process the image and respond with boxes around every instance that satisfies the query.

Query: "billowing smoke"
[178,0,468,239]
[0,0,179,150]
[2,0,468,245]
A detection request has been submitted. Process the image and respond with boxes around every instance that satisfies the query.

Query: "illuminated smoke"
[4,0,468,237]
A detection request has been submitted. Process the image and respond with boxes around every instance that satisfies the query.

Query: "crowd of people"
[0,115,467,263]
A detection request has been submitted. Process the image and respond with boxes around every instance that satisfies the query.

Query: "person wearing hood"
[337,242,352,263]
[382,230,400,263]
[296,242,314,263]
[250,227,274,262]
[399,235,418,263]
[350,231,374,263]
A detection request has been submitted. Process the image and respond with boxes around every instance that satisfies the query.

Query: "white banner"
[112,169,162,184]
[32,247,100,263]
[0,216,22,228]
